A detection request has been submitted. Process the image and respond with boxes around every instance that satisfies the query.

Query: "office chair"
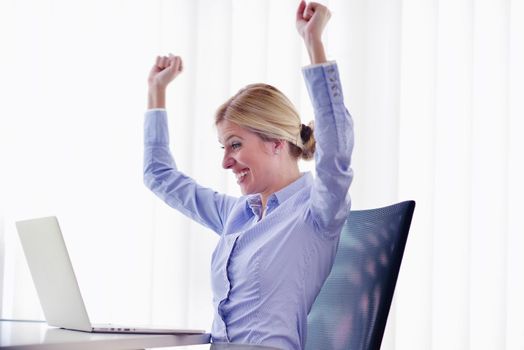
[305,200,415,350]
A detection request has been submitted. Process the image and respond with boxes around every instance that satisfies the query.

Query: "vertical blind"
[0,1,522,349]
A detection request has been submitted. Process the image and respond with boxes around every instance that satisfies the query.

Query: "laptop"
[15,216,205,335]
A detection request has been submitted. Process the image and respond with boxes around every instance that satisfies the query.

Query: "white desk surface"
[0,320,211,350]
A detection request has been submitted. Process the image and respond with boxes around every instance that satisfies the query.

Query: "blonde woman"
[144,1,354,349]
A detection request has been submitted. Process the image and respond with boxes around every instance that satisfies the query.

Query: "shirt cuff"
[302,61,344,110]
[146,108,166,113]
[144,109,169,145]
[302,60,337,71]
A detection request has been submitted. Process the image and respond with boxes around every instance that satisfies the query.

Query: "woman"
[144,1,354,349]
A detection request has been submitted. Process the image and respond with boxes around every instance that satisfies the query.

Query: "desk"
[0,320,211,350]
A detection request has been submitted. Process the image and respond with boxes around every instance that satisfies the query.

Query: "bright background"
[1,0,523,349]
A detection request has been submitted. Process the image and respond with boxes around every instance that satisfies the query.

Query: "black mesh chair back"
[305,200,415,350]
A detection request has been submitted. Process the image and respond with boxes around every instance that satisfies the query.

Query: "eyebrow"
[219,134,243,145]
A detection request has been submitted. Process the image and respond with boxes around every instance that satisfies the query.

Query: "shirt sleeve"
[302,62,354,238]
[143,109,237,235]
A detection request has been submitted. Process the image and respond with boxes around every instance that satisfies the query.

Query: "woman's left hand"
[295,1,331,44]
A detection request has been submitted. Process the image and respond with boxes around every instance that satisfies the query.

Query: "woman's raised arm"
[297,2,355,236]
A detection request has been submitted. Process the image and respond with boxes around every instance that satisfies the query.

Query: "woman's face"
[217,119,280,197]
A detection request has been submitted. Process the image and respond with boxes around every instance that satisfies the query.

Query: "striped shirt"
[143,61,354,350]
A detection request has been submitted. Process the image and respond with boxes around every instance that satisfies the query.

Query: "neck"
[260,163,301,211]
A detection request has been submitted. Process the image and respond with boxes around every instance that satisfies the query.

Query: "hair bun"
[300,124,312,143]
[299,122,315,161]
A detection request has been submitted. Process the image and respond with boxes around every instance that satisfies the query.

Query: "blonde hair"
[215,83,315,161]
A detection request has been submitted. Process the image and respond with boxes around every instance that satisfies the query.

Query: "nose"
[222,151,235,169]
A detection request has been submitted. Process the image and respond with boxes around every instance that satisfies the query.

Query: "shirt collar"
[245,172,313,215]
[272,172,312,205]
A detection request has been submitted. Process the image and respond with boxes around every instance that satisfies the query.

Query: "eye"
[231,142,241,150]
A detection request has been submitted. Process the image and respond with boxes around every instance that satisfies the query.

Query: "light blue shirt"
[144,62,354,350]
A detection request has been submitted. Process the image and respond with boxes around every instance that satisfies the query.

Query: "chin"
[239,184,255,196]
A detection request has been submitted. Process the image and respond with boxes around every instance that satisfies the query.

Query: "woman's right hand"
[148,54,183,90]
[147,54,183,109]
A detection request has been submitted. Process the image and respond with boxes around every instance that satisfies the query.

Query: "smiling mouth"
[235,169,249,184]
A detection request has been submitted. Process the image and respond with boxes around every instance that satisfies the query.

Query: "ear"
[273,139,286,155]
